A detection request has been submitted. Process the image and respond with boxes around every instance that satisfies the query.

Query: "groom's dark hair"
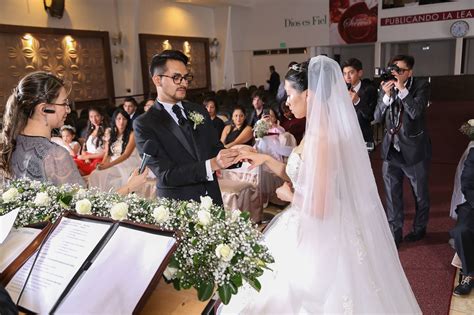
[149,50,189,77]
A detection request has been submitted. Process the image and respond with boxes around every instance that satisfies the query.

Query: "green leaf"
[193,254,201,266]
[188,222,196,233]
[197,281,214,301]
[230,274,242,288]
[168,256,179,268]
[181,279,192,290]
[252,244,262,253]
[60,194,73,206]
[254,267,264,277]
[218,284,232,305]
[217,209,226,220]
[240,211,250,220]
[173,278,181,291]
[245,277,261,292]
[229,282,238,294]
[230,253,244,265]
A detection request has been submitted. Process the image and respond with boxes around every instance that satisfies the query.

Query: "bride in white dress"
[220,56,421,314]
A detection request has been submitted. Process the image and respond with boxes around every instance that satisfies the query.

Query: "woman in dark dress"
[204,97,225,138]
[220,106,254,148]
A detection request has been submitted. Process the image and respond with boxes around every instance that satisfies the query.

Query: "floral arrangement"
[0,179,274,304]
[188,111,205,130]
[253,119,271,138]
[460,119,474,140]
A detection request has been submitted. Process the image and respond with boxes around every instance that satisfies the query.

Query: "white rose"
[163,266,178,280]
[76,188,87,198]
[75,199,92,215]
[153,206,170,223]
[197,210,211,226]
[200,196,213,210]
[230,209,241,223]
[215,244,234,262]
[468,119,474,127]
[2,188,19,203]
[33,192,51,207]
[110,202,128,221]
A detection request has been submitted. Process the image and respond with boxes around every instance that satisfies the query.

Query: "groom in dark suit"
[374,54,431,248]
[134,50,238,205]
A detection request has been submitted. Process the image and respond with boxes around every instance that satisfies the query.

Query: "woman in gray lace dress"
[0,72,148,194]
[0,72,85,187]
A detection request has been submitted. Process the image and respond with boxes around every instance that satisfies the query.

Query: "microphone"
[139,140,158,174]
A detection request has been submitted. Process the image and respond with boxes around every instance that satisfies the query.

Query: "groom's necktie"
[172,104,187,126]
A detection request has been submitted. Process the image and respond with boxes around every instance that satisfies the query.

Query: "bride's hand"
[276,182,294,202]
[232,144,257,154]
[237,151,269,170]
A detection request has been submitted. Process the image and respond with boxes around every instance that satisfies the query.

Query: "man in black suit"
[342,58,377,146]
[134,50,238,205]
[451,147,474,295]
[374,54,431,247]
[267,65,280,97]
[123,96,141,122]
[247,90,266,127]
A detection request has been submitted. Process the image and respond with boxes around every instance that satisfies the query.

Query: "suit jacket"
[461,148,474,209]
[374,77,431,165]
[354,80,377,141]
[133,101,224,205]
[267,72,280,95]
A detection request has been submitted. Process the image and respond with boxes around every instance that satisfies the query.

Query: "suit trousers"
[382,146,430,238]
[450,204,474,276]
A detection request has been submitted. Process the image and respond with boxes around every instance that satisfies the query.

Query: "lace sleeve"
[44,145,86,187]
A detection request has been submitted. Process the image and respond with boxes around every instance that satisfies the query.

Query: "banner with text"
[330,0,378,44]
[381,8,474,26]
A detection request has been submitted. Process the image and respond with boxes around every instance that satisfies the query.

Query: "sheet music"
[0,227,41,273]
[56,226,176,314]
[0,209,19,243]
[5,217,110,314]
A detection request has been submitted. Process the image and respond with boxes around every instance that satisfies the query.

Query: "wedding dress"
[219,56,421,314]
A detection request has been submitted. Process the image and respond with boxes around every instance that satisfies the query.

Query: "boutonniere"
[188,111,205,130]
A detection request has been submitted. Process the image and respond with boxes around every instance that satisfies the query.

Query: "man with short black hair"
[342,58,377,146]
[123,96,140,121]
[134,50,238,205]
[247,90,266,127]
[374,54,431,248]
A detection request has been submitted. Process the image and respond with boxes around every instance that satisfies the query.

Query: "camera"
[374,64,401,81]
[262,108,271,116]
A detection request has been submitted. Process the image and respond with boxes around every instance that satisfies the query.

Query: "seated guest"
[0,72,148,194]
[262,108,285,134]
[88,108,140,192]
[74,107,109,176]
[123,96,141,121]
[247,90,266,127]
[143,97,155,112]
[279,101,306,144]
[450,146,474,295]
[59,125,80,156]
[0,71,85,186]
[221,106,254,148]
[204,97,225,138]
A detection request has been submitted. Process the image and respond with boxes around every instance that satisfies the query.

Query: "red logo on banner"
[338,2,378,43]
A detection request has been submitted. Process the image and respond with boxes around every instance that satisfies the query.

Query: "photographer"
[342,58,377,146]
[374,54,431,248]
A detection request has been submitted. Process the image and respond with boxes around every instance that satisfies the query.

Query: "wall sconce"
[113,49,124,64]
[22,33,34,47]
[64,35,75,51]
[111,32,122,46]
[162,40,172,50]
[209,37,219,61]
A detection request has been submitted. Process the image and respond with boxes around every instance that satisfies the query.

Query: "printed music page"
[56,225,176,314]
[0,227,41,273]
[5,217,110,314]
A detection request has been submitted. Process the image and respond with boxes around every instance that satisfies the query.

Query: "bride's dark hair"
[284,60,309,92]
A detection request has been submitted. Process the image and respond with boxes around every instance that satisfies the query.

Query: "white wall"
[0,0,216,98]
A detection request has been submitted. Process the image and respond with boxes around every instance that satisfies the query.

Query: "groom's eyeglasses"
[159,73,194,85]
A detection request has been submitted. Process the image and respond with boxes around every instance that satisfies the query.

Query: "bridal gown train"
[219,150,421,314]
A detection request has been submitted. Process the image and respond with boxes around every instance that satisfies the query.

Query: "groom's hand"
[211,149,239,170]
